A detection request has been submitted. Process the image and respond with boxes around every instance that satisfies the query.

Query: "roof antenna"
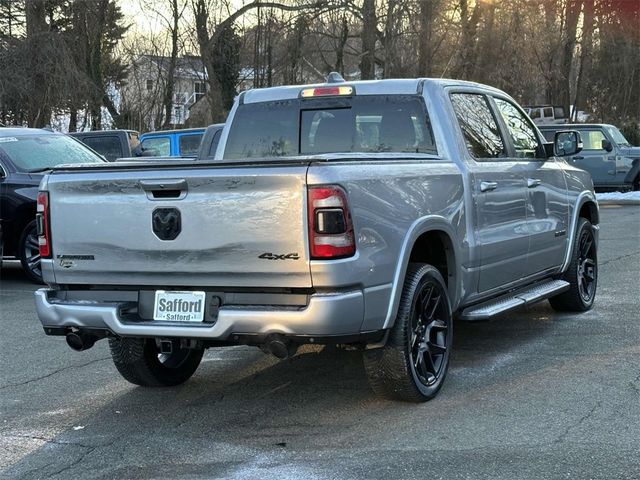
[326,72,345,83]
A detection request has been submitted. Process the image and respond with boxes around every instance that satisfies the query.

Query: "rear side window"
[178,134,203,156]
[81,136,122,161]
[142,137,170,156]
[450,93,506,159]
[223,95,436,159]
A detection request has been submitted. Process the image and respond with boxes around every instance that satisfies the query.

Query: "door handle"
[139,179,188,191]
[480,181,498,192]
[527,178,542,188]
[572,156,584,160]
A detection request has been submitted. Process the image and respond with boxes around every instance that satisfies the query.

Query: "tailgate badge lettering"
[153,208,181,241]
[259,252,300,260]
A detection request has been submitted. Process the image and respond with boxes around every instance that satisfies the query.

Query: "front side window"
[581,130,607,150]
[141,136,171,156]
[0,134,104,171]
[450,93,506,159]
[494,98,541,158]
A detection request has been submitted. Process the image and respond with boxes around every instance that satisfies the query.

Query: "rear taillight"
[36,192,51,258]
[308,185,355,259]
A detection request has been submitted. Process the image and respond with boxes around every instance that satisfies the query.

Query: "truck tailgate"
[46,164,311,287]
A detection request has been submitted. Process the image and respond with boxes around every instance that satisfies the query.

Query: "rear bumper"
[34,288,365,340]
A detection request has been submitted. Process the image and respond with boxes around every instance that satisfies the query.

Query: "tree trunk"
[417,0,438,77]
[558,0,582,117]
[162,0,179,129]
[25,0,51,127]
[573,0,594,120]
[360,0,377,79]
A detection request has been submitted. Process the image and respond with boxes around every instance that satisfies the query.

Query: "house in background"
[120,55,208,131]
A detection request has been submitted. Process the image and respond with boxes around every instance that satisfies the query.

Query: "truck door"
[570,128,616,187]
[491,97,569,275]
[450,92,529,293]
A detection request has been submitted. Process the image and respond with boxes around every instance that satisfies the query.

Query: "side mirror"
[554,130,583,157]
[602,139,613,152]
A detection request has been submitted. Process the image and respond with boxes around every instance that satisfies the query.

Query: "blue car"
[139,128,206,157]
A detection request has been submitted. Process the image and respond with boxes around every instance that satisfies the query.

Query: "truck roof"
[141,127,206,136]
[241,78,506,104]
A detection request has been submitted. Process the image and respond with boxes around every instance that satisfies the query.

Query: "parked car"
[115,124,224,163]
[524,105,567,125]
[70,130,144,161]
[539,123,640,191]
[0,128,105,282]
[140,128,206,157]
[34,77,598,402]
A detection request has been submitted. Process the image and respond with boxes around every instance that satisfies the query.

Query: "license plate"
[153,291,206,322]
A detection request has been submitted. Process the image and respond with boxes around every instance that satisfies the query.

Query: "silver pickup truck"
[34,77,599,402]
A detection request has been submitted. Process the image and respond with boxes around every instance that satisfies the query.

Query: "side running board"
[459,279,570,321]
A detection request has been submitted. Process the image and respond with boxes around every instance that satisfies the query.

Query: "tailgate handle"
[139,179,187,200]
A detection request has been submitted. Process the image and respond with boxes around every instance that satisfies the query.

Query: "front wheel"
[109,337,204,387]
[18,220,43,284]
[363,263,453,402]
[549,218,597,312]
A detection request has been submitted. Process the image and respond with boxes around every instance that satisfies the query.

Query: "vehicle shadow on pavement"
[2,303,566,479]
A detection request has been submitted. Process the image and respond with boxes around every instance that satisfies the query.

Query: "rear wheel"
[109,337,204,387]
[18,220,43,284]
[363,263,452,402]
[549,218,597,312]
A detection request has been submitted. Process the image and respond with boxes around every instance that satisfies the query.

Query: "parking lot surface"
[1,205,639,480]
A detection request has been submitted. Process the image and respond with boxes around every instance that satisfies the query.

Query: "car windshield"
[0,134,104,172]
[605,126,631,147]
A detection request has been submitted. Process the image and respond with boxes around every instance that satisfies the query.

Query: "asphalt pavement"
[1,205,639,480]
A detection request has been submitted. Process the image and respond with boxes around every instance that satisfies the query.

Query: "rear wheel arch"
[384,220,461,329]
[579,200,599,225]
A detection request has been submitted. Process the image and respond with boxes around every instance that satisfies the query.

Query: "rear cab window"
[222,94,437,160]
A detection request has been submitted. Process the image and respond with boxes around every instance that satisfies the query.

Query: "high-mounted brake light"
[300,86,353,98]
[307,185,355,259]
[36,191,51,258]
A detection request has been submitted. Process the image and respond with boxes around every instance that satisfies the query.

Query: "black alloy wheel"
[364,264,453,402]
[410,281,449,387]
[576,226,597,304]
[550,218,598,312]
[19,220,43,284]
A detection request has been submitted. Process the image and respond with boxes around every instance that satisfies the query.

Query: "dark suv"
[539,124,639,191]
[0,128,105,282]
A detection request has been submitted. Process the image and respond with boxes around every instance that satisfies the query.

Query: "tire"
[109,337,204,387]
[363,263,453,402]
[633,176,639,192]
[18,220,43,284]
[549,218,597,312]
